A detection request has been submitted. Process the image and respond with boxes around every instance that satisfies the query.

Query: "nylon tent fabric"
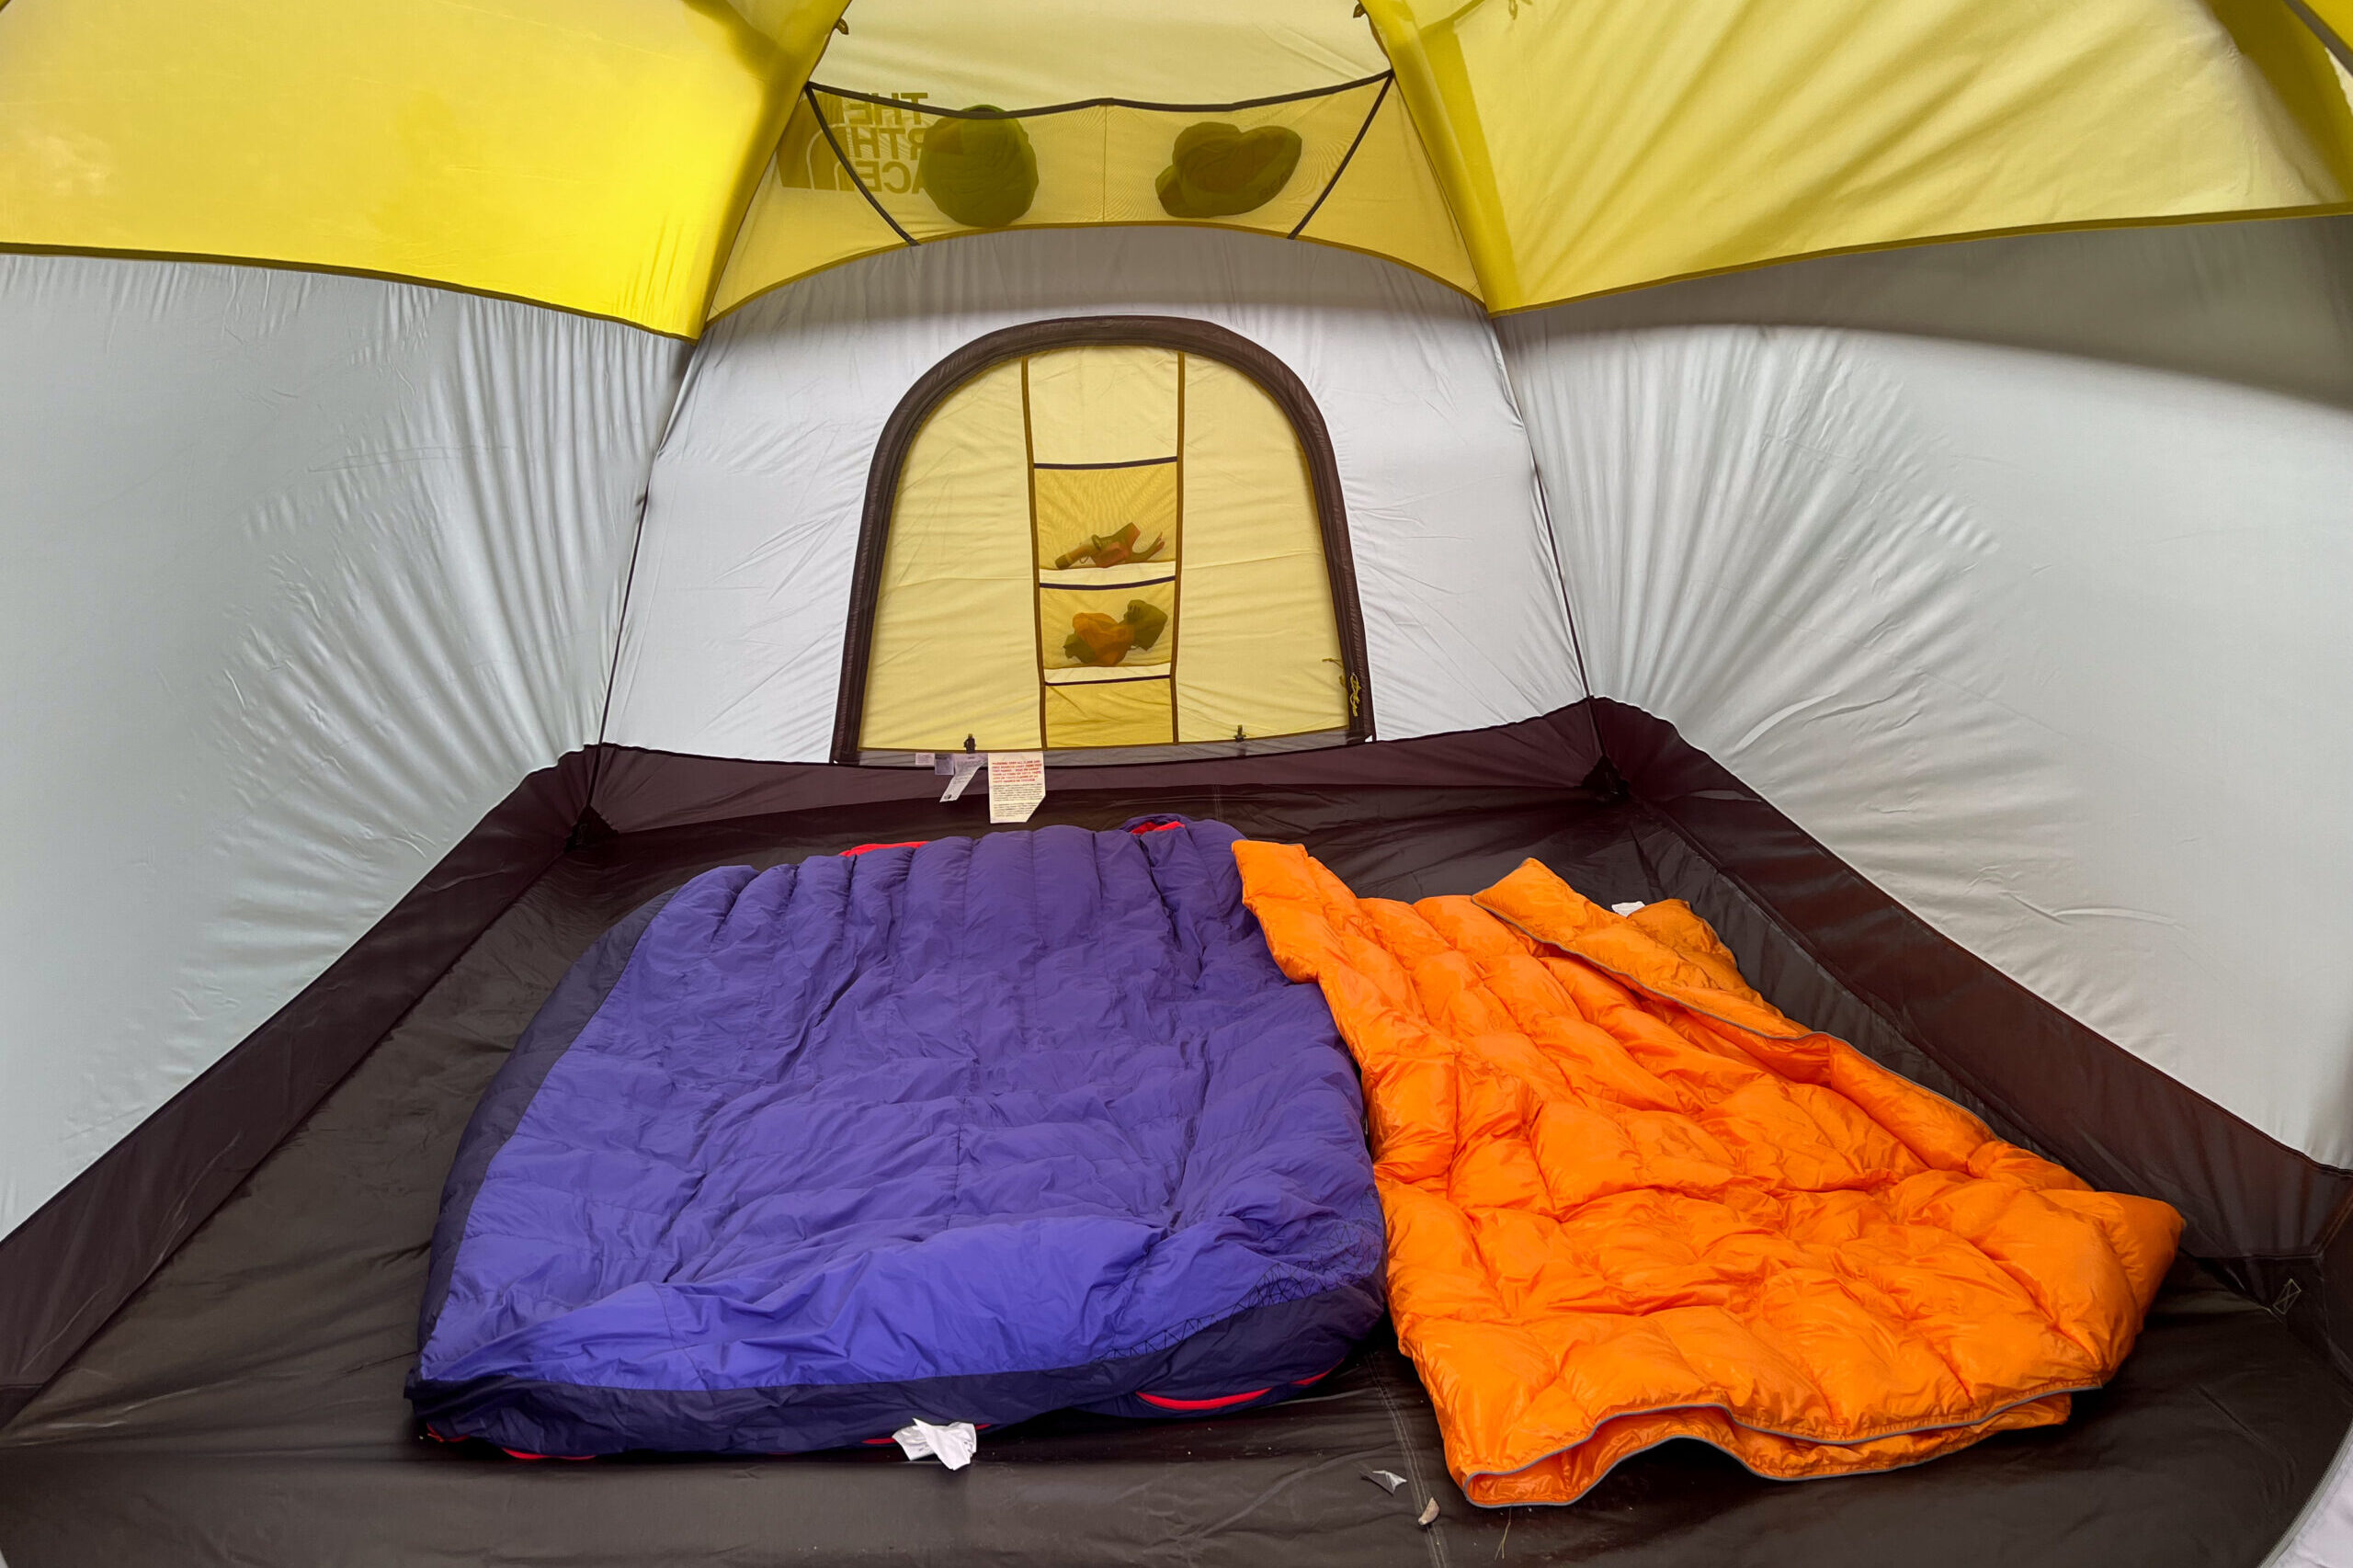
[705,0,2353,317]
[0,0,850,335]
[1507,212,2353,412]
[0,251,681,1238]
[1496,254,2353,1170]
[6,0,2349,329]
[1361,0,2353,312]
[604,226,1579,761]
[710,56,1481,310]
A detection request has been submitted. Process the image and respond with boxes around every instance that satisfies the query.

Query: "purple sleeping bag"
[408,817,1383,1457]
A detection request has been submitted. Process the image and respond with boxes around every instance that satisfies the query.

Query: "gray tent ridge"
[3,1,2352,1563]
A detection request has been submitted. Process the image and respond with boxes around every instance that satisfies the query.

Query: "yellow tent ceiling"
[0,0,2347,336]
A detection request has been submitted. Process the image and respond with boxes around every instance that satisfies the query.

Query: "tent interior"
[5,2,2353,1563]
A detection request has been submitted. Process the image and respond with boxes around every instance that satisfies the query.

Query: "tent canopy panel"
[7,0,2342,330]
[0,0,846,335]
[1364,0,2353,310]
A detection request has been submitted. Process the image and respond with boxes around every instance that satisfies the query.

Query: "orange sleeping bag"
[1235,846,2183,1506]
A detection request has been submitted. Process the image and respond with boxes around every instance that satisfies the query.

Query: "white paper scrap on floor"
[892,1421,979,1472]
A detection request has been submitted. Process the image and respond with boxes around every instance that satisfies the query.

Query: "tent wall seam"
[585,339,699,819]
[1486,323,1610,781]
[608,0,857,800]
[1359,0,1519,305]
[690,0,859,327]
[588,0,856,795]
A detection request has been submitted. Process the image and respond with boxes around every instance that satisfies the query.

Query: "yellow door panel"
[859,358,1040,752]
[855,334,1357,760]
[1172,357,1347,744]
[1043,678,1176,750]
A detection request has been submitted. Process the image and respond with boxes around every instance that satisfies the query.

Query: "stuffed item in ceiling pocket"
[1156,122,1302,219]
[919,109,1039,228]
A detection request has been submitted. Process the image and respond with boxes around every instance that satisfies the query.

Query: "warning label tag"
[986,752,1045,824]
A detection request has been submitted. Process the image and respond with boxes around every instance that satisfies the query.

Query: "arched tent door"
[832,317,1372,764]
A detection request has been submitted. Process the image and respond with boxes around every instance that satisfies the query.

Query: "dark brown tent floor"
[3,786,2346,1568]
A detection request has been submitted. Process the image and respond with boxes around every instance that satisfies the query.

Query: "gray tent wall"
[2,221,2350,1564]
[600,227,1582,764]
[0,254,685,1418]
[1497,212,2353,1379]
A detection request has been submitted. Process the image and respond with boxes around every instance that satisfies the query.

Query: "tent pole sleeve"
[1358,1,1521,308]
[694,0,858,330]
